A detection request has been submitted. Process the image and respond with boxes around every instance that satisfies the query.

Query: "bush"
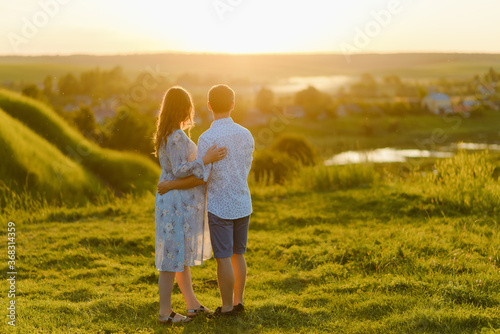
[251,150,298,185]
[270,134,317,166]
[102,107,156,156]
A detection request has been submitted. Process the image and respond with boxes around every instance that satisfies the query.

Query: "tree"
[73,107,98,140]
[350,73,378,97]
[58,74,80,95]
[486,67,499,83]
[43,76,53,96]
[294,86,331,120]
[383,75,402,86]
[21,84,42,100]
[103,66,129,96]
[360,73,377,87]
[80,68,102,96]
[255,87,274,114]
[102,107,156,157]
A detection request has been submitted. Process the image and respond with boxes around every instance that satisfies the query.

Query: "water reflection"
[325,148,453,166]
[325,143,500,166]
[456,143,500,150]
[269,75,352,94]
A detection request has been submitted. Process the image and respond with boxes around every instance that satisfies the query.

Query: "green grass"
[1,154,499,334]
[0,108,107,208]
[0,88,160,197]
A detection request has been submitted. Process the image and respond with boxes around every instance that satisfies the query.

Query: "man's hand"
[157,180,173,195]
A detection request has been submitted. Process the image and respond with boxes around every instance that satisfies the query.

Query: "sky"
[1,0,499,55]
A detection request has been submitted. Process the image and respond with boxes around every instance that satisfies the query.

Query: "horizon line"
[1,50,500,57]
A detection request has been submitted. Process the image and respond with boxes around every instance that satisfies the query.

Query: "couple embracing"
[153,84,254,323]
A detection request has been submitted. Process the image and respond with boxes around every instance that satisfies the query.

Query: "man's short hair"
[208,84,235,114]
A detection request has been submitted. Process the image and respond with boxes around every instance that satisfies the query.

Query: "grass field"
[1,153,499,334]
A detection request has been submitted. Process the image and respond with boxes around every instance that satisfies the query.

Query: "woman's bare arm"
[157,176,206,195]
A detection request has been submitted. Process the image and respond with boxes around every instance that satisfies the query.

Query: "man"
[197,84,255,317]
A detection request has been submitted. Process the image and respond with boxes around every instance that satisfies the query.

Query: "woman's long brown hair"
[153,86,194,157]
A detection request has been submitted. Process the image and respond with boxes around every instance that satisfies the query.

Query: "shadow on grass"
[78,236,154,257]
[172,304,311,334]
[328,188,438,221]
[37,253,106,270]
[251,186,487,233]
[134,272,158,285]
[267,276,314,294]
[55,287,99,303]
[391,311,497,334]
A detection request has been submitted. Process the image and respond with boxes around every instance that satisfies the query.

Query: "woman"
[153,86,227,324]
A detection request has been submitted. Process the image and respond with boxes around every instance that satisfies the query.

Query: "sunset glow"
[1,0,500,55]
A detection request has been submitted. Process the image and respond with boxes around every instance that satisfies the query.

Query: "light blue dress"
[155,129,212,272]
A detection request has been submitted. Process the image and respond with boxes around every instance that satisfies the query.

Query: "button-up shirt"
[197,117,254,219]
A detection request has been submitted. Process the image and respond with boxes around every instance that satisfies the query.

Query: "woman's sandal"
[158,311,191,324]
[187,305,211,317]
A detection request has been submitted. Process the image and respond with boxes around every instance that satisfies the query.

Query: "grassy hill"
[0,88,160,208]
[0,108,106,208]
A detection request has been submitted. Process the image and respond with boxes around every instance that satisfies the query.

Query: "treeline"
[22,66,133,100]
[65,106,157,159]
[17,67,254,160]
[342,73,422,98]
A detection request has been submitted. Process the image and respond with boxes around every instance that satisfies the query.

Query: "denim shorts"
[208,212,250,259]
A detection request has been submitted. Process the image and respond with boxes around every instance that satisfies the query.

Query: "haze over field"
[1,53,500,84]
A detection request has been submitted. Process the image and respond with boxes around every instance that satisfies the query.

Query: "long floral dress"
[155,129,212,272]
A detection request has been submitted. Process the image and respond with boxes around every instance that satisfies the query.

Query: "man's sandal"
[187,305,211,317]
[158,311,191,324]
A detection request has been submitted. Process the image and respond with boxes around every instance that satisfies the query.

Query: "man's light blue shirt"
[197,117,254,220]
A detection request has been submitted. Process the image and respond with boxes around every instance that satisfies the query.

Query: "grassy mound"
[0,88,160,195]
[0,108,105,208]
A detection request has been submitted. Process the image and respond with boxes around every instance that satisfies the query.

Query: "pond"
[325,143,500,166]
[269,75,353,94]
